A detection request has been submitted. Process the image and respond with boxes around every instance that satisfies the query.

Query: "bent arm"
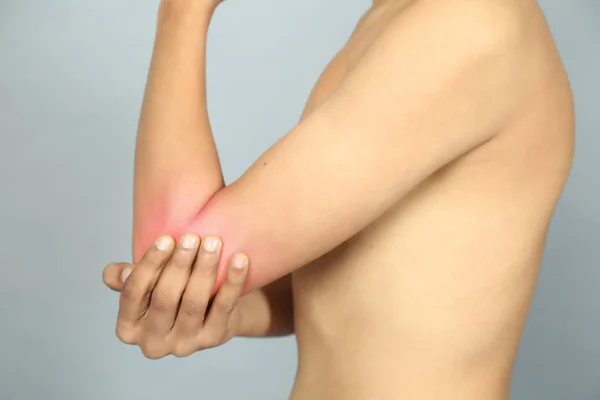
[132,1,295,335]
[135,1,523,294]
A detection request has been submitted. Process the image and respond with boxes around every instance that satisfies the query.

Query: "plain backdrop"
[0,0,598,399]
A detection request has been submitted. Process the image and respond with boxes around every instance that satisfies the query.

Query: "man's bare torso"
[288,1,573,399]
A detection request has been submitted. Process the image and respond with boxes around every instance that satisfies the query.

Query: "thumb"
[102,262,134,292]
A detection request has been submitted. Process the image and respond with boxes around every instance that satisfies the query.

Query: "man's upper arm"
[172,3,523,293]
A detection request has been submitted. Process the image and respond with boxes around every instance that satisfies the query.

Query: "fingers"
[203,253,248,337]
[103,262,132,291]
[116,236,175,343]
[144,234,199,336]
[111,233,250,359]
[174,236,222,334]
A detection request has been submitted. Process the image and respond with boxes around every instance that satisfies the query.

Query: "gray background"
[0,0,597,399]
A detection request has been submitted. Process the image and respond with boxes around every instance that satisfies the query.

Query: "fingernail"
[180,234,198,249]
[122,267,132,283]
[155,236,173,251]
[231,254,247,270]
[202,236,220,253]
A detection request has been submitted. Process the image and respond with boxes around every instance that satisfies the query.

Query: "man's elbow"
[131,185,224,263]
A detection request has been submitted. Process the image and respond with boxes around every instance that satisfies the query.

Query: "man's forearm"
[234,275,295,338]
[133,0,224,262]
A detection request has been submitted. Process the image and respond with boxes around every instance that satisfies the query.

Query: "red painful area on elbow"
[132,187,255,295]
[132,179,221,262]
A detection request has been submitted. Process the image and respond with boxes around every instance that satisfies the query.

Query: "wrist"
[232,293,260,337]
[158,0,219,24]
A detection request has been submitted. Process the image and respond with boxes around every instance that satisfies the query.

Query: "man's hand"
[103,234,249,359]
[158,0,224,17]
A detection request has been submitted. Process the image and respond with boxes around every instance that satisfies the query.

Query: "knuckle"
[197,332,223,349]
[168,260,190,272]
[115,324,137,345]
[172,343,195,358]
[140,341,168,360]
[150,290,176,312]
[120,276,137,299]
[141,349,165,360]
[121,271,153,300]
[215,300,235,315]
[181,298,206,318]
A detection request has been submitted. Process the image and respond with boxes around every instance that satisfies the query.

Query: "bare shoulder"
[353,0,573,147]
[352,0,564,82]
[345,0,574,202]
[358,0,533,51]
[345,0,544,102]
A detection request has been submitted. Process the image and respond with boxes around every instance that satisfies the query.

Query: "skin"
[104,0,574,398]
[104,235,250,358]
[103,237,293,348]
